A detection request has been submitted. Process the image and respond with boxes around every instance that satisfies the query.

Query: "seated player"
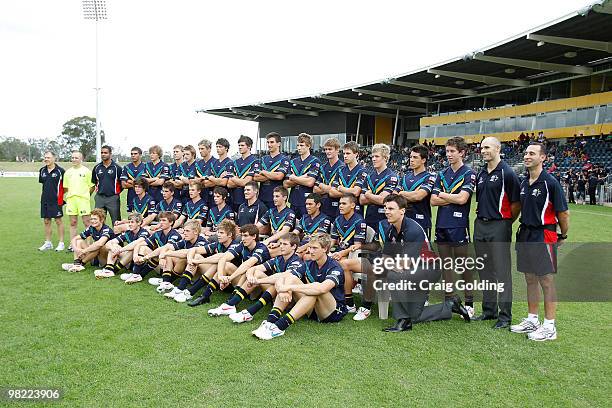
[256,186,296,257]
[175,180,208,230]
[228,232,306,323]
[113,178,156,234]
[236,181,268,227]
[61,208,113,273]
[144,182,183,230]
[123,211,182,284]
[95,213,150,279]
[203,186,235,240]
[206,224,271,316]
[253,233,347,340]
[293,193,331,258]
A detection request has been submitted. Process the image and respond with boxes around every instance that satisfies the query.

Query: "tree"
[58,116,105,161]
[0,136,41,161]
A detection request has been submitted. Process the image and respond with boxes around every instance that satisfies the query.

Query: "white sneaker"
[125,274,143,284]
[164,287,181,299]
[39,241,53,251]
[55,242,65,251]
[148,277,163,286]
[97,270,115,279]
[208,303,236,317]
[174,290,193,303]
[156,282,174,294]
[527,325,557,341]
[352,283,363,295]
[120,273,134,281]
[510,318,541,334]
[62,263,75,271]
[252,321,270,336]
[230,310,253,323]
[465,306,475,320]
[346,305,357,313]
[68,264,85,272]
[353,307,371,321]
[257,323,285,340]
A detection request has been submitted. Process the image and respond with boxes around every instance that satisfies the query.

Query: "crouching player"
[254,233,347,340]
[122,211,182,284]
[61,208,113,273]
[229,233,306,323]
[95,213,150,279]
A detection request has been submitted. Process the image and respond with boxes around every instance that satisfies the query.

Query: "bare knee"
[525,273,539,286]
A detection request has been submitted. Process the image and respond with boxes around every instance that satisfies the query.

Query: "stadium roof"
[198,0,612,122]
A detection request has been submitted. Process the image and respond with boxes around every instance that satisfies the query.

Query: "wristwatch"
[557,233,568,240]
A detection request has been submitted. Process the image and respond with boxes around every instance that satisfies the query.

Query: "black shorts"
[41,201,63,218]
[435,227,470,246]
[308,302,347,323]
[515,225,558,275]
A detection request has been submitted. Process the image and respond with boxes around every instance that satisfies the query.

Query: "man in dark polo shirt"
[510,143,569,342]
[91,145,123,225]
[38,151,66,251]
[236,181,268,227]
[474,137,521,329]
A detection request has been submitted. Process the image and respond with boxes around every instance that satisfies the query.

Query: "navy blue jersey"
[331,212,367,250]
[259,206,297,235]
[288,154,321,208]
[375,217,428,259]
[201,239,240,257]
[131,193,156,218]
[228,241,271,264]
[92,161,122,196]
[177,160,197,200]
[153,197,183,216]
[144,161,169,203]
[334,163,368,215]
[181,198,208,226]
[171,235,208,251]
[301,257,345,306]
[394,170,436,229]
[262,253,305,277]
[475,161,521,220]
[80,224,114,242]
[115,227,150,245]
[230,154,257,208]
[207,156,233,206]
[295,212,332,242]
[519,171,568,227]
[432,164,476,229]
[169,162,183,180]
[120,162,146,206]
[237,200,268,226]
[253,153,290,204]
[39,165,65,205]
[195,156,217,206]
[363,167,399,226]
[144,228,182,249]
[318,159,345,218]
[206,204,235,231]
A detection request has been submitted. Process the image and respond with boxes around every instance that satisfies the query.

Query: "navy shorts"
[308,303,347,323]
[435,227,470,246]
[41,201,63,219]
[515,225,558,275]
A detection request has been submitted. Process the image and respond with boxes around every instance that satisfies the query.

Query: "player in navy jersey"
[254,233,347,340]
[294,193,331,258]
[253,132,290,210]
[313,137,344,218]
[229,233,306,323]
[359,143,399,231]
[203,138,233,208]
[144,182,183,230]
[175,180,208,229]
[61,208,113,273]
[176,145,197,203]
[203,187,235,240]
[227,135,256,213]
[332,141,368,216]
[143,145,170,204]
[284,133,321,220]
[394,145,436,239]
[195,139,218,208]
[95,213,150,279]
[168,144,184,201]
[237,181,268,227]
[473,137,521,329]
[206,224,272,315]
[431,137,477,309]
[120,147,146,213]
[256,186,296,256]
[38,151,66,252]
[113,178,156,234]
[124,211,182,284]
[92,145,123,225]
[511,143,569,341]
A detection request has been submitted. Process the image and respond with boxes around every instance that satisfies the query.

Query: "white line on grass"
[570,209,612,217]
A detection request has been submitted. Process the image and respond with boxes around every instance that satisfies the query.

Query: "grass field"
[1,177,610,407]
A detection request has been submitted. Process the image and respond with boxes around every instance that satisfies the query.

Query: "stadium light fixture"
[537,41,545,47]
[504,68,516,74]
[564,51,577,58]
[82,0,108,163]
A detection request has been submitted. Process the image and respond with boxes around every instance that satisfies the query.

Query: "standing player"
[177,145,197,203]
[430,137,476,316]
[168,144,184,201]
[195,139,218,208]
[38,151,65,251]
[120,147,145,212]
[473,137,521,329]
[203,138,233,207]
[143,145,169,204]
[61,208,113,272]
[91,145,123,225]
[64,151,94,247]
[203,187,235,239]
[313,137,344,219]
[256,186,296,251]
[293,193,331,257]
[228,135,257,213]
[283,133,321,220]
[253,132,290,210]
[236,182,268,227]
[511,143,569,341]
[359,144,399,231]
[333,141,368,216]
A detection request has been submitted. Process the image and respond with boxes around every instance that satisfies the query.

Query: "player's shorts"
[66,196,91,216]
[435,227,470,246]
[308,302,347,323]
[41,201,63,219]
[515,225,558,275]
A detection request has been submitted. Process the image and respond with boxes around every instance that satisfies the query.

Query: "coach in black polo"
[91,145,123,224]
[474,137,521,329]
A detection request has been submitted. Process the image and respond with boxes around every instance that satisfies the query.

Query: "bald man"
[473,137,521,329]
[64,151,94,245]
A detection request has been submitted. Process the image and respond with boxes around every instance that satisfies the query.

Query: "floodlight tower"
[82,0,107,162]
